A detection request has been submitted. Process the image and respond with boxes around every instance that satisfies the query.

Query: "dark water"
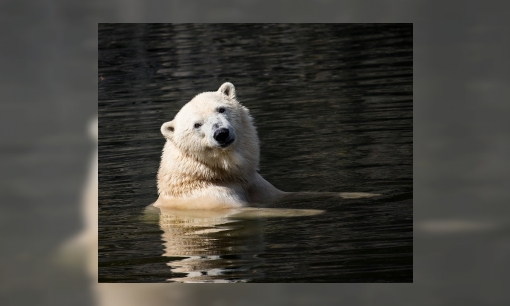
[98,24,412,283]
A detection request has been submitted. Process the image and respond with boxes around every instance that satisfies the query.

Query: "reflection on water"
[160,209,264,283]
[154,207,323,282]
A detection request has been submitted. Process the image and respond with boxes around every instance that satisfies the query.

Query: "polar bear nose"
[213,128,230,143]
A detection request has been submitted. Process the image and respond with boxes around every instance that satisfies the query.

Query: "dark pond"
[98,24,412,283]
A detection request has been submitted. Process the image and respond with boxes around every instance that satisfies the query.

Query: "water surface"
[98,24,412,283]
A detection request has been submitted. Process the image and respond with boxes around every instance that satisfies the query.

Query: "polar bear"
[155,82,283,209]
[154,82,378,209]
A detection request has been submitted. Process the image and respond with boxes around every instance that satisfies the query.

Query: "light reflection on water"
[99,24,413,283]
[155,206,324,283]
[158,209,265,283]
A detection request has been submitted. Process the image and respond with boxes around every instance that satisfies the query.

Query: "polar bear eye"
[194,123,202,129]
[218,107,226,113]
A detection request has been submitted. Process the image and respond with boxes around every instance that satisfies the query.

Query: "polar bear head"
[160,82,259,180]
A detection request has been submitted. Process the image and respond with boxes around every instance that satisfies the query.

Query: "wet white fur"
[155,82,283,209]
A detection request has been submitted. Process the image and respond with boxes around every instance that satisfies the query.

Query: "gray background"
[1,0,509,305]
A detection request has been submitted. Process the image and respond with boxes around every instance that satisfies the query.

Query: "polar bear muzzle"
[213,127,235,148]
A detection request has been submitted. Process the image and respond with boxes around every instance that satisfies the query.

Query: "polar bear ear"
[161,121,175,139]
[218,82,236,100]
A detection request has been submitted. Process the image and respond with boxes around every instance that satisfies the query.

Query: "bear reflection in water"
[147,204,322,283]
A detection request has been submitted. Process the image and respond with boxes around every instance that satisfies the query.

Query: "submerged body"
[155,82,283,209]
